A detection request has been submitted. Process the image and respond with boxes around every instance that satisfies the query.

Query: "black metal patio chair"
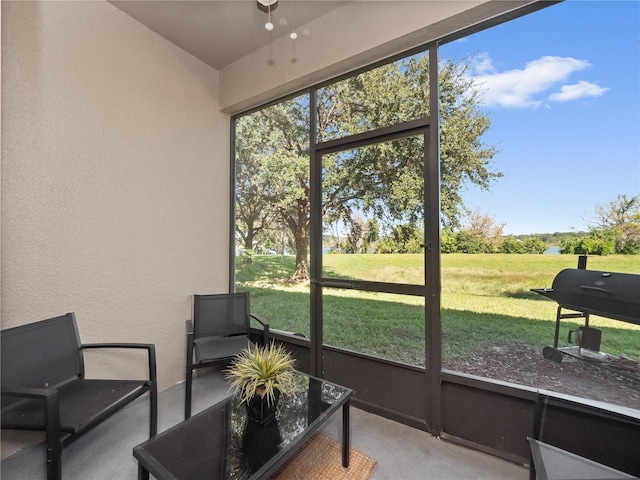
[1,312,158,480]
[184,292,269,419]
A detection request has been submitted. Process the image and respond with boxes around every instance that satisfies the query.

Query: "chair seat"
[2,379,149,434]
[194,336,254,363]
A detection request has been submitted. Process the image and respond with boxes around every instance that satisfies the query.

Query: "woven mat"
[273,433,376,480]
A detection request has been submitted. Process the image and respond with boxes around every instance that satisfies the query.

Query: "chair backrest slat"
[1,313,83,389]
[193,293,250,339]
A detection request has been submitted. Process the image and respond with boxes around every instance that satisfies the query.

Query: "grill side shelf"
[530,288,555,300]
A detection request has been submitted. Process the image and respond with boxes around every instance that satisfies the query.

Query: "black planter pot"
[242,417,282,473]
[245,389,280,426]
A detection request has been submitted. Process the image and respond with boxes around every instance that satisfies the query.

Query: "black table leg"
[138,463,150,480]
[342,399,351,468]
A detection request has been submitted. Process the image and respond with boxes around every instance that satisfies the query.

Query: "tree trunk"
[290,199,310,282]
[244,230,254,251]
[292,232,309,281]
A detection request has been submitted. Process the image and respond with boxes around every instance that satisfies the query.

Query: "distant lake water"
[545,246,561,254]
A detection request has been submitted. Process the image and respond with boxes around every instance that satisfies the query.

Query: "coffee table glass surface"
[133,371,353,480]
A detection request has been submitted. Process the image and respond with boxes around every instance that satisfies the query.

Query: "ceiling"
[109,1,349,70]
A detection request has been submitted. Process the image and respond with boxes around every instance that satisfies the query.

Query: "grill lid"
[532,269,640,325]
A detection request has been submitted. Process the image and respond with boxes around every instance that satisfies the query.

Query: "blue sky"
[439,0,640,235]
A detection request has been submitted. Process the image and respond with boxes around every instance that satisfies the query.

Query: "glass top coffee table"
[133,371,353,480]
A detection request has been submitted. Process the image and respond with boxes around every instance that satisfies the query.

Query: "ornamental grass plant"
[225,343,296,406]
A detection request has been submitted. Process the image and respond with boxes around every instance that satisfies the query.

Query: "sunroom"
[2,1,639,479]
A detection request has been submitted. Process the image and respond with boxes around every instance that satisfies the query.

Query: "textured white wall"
[1,1,228,390]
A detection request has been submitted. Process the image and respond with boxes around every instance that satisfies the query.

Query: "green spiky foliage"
[225,343,296,406]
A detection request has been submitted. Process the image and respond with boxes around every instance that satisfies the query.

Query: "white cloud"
[472,52,494,75]
[471,55,607,109]
[548,80,609,102]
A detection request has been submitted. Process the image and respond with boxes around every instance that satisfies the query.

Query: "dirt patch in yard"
[443,344,640,411]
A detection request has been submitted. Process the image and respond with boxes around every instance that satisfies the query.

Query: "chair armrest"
[250,314,270,344]
[185,319,194,335]
[81,342,155,350]
[81,343,157,387]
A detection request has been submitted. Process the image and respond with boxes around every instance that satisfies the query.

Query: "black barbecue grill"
[532,267,640,363]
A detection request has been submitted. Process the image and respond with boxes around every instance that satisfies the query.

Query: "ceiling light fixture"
[257,0,278,31]
[290,0,297,40]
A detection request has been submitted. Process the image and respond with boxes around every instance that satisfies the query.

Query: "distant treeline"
[322,228,639,255]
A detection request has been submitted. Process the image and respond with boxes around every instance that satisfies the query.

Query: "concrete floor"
[1,368,529,479]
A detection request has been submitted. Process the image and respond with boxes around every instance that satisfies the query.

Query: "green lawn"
[237,253,640,365]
